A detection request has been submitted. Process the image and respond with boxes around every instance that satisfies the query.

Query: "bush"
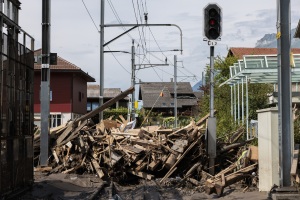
[294,110,300,144]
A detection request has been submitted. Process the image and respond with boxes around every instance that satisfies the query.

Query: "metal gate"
[0,30,34,196]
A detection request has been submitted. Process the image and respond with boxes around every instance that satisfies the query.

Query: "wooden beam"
[128,170,154,180]
[55,87,134,145]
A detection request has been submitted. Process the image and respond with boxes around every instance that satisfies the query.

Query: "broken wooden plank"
[249,145,258,162]
[187,178,200,186]
[219,139,254,154]
[128,170,154,180]
[56,120,87,146]
[135,162,147,171]
[148,160,161,171]
[156,129,173,134]
[229,126,245,143]
[165,153,178,169]
[77,87,134,125]
[52,149,60,164]
[103,119,118,129]
[195,111,216,126]
[111,132,139,137]
[171,139,188,153]
[160,135,202,184]
[34,166,52,172]
[56,87,134,145]
[50,122,69,136]
[131,139,160,148]
[91,159,105,179]
[209,163,258,196]
[121,145,144,154]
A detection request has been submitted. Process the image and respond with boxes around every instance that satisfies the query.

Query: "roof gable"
[139,82,197,108]
[87,85,128,99]
[228,47,300,59]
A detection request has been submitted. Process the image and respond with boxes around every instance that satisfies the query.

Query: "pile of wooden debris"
[33,87,258,196]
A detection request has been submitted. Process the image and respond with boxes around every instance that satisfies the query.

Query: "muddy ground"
[17,173,269,200]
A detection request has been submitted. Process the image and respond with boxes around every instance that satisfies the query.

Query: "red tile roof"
[34,55,82,70]
[34,49,82,70]
[34,49,95,82]
[228,47,300,59]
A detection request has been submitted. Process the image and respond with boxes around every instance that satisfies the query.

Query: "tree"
[199,55,272,140]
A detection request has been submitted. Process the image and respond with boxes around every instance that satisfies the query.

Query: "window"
[162,102,167,107]
[92,102,99,110]
[50,114,62,128]
[170,103,174,107]
[87,102,92,111]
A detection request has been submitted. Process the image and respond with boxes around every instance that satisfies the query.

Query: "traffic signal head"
[204,4,222,40]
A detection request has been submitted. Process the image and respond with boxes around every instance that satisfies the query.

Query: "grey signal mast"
[203,3,222,175]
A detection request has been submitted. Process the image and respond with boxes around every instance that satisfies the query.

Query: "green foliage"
[199,55,272,140]
[248,83,273,120]
[293,110,300,144]
[103,107,128,120]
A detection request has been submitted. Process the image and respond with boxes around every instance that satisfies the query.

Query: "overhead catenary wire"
[108,0,149,63]
[131,0,147,56]
[81,0,132,76]
[81,0,100,32]
[82,0,194,84]
[108,0,171,73]
[108,0,164,72]
[136,0,147,51]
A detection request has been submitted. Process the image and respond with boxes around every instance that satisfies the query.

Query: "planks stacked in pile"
[33,86,208,184]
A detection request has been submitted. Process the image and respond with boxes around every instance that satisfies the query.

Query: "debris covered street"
[20,89,266,199]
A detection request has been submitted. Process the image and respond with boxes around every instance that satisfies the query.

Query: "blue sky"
[19,0,300,91]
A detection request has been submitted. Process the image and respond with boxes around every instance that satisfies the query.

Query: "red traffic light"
[204,4,222,40]
[209,19,217,26]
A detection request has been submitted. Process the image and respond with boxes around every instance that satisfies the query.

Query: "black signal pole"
[40,0,51,166]
[279,0,292,187]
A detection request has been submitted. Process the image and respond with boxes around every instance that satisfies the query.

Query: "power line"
[82,0,177,83]
[131,0,147,56]
[81,0,99,32]
[107,0,167,69]
[81,0,133,77]
[148,27,174,66]
[136,0,147,50]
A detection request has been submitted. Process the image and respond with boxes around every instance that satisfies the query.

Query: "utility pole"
[131,40,136,121]
[40,0,51,166]
[279,0,292,187]
[99,0,105,122]
[277,0,283,187]
[174,55,178,128]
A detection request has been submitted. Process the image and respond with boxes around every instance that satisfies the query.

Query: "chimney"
[170,78,173,82]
